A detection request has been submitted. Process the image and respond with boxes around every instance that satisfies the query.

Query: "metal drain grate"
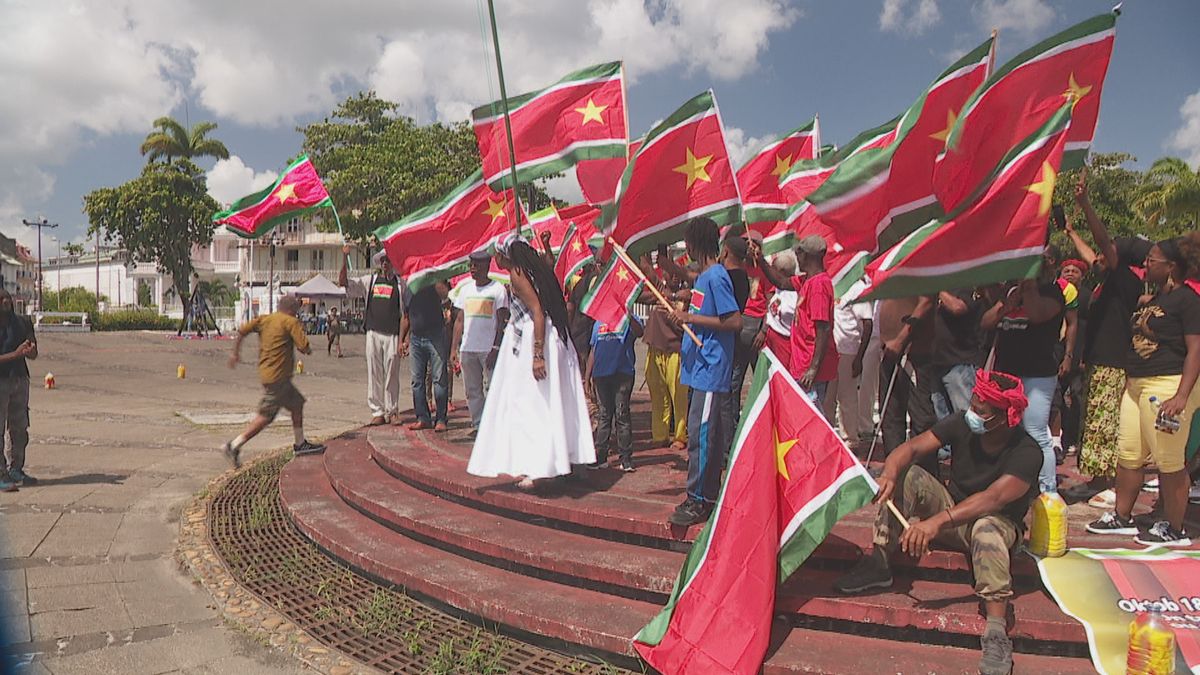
[208,456,632,674]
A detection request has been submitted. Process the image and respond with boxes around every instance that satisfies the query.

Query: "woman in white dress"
[467,234,595,488]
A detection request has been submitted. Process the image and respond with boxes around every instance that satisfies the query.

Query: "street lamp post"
[21,217,58,312]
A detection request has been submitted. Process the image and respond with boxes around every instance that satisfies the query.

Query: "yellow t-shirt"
[238,312,309,384]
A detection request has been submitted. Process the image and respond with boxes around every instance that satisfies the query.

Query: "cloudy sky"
[2,0,1198,250]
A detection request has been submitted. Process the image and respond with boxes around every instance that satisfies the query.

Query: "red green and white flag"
[850,104,1073,302]
[558,202,604,247]
[601,90,742,258]
[554,223,595,287]
[472,62,627,191]
[738,118,821,226]
[633,348,876,673]
[374,169,516,291]
[934,11,1117,212]
[575,136,644,206]
[807,38,993,255]
[579,252,644,332]
[212,155,333,238]
[521,205,566,253]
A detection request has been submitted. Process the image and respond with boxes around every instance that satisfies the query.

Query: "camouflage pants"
[873,466,1020,601]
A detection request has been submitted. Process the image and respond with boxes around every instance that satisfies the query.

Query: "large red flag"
[472,62,627,191]
[212,155,333,238]
[738,118,820,227]
[634,349,875,673]
[575,137,643,206]
[852,104,1073,302]
[933,12,1117,212]
[602,91,742,258]
[374,169,516,291]
[579,253,644,332]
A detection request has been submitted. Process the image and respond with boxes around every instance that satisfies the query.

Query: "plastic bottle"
[1127,602,1176,675]
[177,363,186,379]
[1149,396,1181,434]
[1028,491,1068,557]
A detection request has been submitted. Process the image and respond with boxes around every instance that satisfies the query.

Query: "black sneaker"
[587,460,609,470]
[222,441,241,469]
[294,440,326,456]
[1135,521,1192,547]
[978,623,1014,675]
[1086,511,1138,536]
[833,549,893,594]
[619,458,635,473]
[668,499,711,527]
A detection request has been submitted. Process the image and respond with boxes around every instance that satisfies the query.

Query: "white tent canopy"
[291,273,346,298]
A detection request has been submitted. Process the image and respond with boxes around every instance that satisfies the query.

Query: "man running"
[224,294,325,468]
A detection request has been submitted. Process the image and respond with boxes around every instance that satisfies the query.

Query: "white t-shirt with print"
[833,301,874,355]
[765,290,798,337]
[452,280,510,353]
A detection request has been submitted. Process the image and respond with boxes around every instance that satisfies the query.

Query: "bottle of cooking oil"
[1028,491,1067,557]
[1127,602,1176,675]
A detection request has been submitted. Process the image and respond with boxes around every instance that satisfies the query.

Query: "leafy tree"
[1134,157,1200,235]
[83,159,220,309]
[196,278,237,306]
[43,287,105,313]
[62,243,85,256]
[136,280,153,307]
[140,117,231,164]
[299,91,557,241]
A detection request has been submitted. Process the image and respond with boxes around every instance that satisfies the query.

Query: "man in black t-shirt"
[835,370,1040,675]
[0,289,36,491]
[931,288,987,415]
[340,249,406,426]
[400,281,451,432]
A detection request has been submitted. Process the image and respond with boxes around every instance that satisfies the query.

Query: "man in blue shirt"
[667,218,743,526]
[585,317,643,472]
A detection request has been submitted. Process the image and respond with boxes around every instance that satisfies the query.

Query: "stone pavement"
[1,331,393,674]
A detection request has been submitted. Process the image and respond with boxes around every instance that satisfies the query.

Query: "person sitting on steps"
[834,369,1041,675]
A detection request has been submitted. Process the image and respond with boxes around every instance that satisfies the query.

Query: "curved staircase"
[280,398,1106,674]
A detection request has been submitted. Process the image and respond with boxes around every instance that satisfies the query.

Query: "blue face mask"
[964,409,993,435]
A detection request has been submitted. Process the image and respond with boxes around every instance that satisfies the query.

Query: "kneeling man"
[834,369,1040,675]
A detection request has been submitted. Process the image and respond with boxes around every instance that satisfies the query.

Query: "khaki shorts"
[259,380,305,421]
[1117,375,1200,474]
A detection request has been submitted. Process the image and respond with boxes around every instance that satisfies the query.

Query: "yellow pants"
[646,347,688,445]
[1117,375,1200,474]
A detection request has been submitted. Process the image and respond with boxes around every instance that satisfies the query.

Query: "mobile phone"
[1051,204,1066,229]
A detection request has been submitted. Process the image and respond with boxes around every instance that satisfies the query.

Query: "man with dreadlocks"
[467,234,595,489]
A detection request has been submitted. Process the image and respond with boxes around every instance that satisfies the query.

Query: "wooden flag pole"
[607,238,702,347]
[484,0,523,229]
[885,500,911,531]
[987,28,999,78]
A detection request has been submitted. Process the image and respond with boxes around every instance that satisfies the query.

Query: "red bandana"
[974,369,1028,428]
[1060,259,1088,274]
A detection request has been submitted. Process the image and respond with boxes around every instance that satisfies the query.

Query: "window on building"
[285,249,299,270]
[311,250,325,269]
[285,217,302,235]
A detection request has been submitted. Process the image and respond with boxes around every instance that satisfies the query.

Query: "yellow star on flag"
[574,98,608,125]
[483,197,507,223]
[615,266,630,282]
[673,148,713,190]
[770,153,794,178]
[1062,73,1093,111]
[775,427,798,480]
[929,108,959,143]
[571,240,583,253]
[1025,160,1057,217]
[275,182,297,203]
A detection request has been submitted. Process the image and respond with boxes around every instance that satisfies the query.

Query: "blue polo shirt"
[680,264,739,392]
[590,320,638,378]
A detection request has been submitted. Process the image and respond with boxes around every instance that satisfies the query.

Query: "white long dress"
[467,295,595,479]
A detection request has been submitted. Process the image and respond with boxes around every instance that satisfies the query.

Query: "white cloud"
[206,157,279,207]
[1168,90,1200,169]
[538,168,586,205]
[723,126,774,168]
[972,0,1055,37]
[879,0,942,36]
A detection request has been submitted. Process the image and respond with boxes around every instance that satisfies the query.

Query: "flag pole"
[329,203,352,272]
[986,29,998,78]
[885,500,911,530]
[485,0,523,230]
[608,238,702,347]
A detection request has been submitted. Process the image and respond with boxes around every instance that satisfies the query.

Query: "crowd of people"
[211,173,1200,674]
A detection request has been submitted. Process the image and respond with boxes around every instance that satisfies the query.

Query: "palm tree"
[1134,157,1200,233]
[139,117,231,164]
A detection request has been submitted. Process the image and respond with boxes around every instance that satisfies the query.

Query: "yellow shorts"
[1117,375,1200,473]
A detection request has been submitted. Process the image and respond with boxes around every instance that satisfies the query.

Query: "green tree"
[1134,157,1200,235]
[196,278,236,306]
[139,117,231,164]
[62,243,85,256]
[43,287,105,313]
[83,159,220,309]
[299,91,557,241]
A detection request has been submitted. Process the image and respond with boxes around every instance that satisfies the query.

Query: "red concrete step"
[280,451,1093,673]
[369,427,1042,578]
[323,438,680,597]
[326,436,1087,649]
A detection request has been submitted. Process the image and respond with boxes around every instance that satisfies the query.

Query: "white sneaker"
[1189,485,1200,504]
[1143,478,1160,493]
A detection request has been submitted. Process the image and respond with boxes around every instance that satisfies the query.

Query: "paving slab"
[25,564,113,589]
[1,513,60,558]
[31,513,123,559]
